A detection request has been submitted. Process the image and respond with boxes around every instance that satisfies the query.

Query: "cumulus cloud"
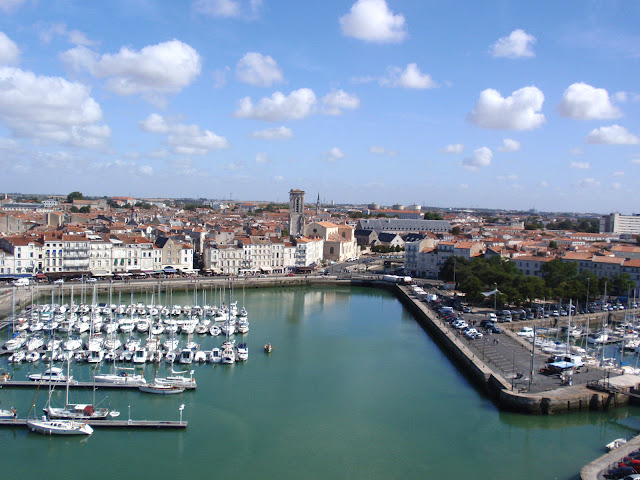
[322,89,360,115]
[369,145,397,156]
[327,147,345,162]
[462,146,493,171]
[441,144,464,154]
[490,29,536,58]
[251,126,293,140]
[0,66,110,149]
[585,124,639,145]
[467,86,545,130]
[558,83,622,120]
[236,52,283,87]
[570,161,590,169]
[255,152,269,164]
[498,138,521,152]
[234,88,316,122]
[139,113,230,155]
[538,180,549,188]
[61,40,202,104]
[340,0,407,44]
[0,32,19,64]
[193,0,262,19]
[380,63,437,89]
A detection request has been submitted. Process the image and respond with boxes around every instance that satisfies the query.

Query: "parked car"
[53,278,64,285]
[487,325,502,334]
[605,467,636,479]
[86,277,97,283]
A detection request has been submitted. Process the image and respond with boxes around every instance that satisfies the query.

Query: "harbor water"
[1,285,639,480]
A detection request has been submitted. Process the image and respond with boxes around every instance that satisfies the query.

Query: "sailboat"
[26,339,94,435]
[44,356,109,420]
[138,342,185,394]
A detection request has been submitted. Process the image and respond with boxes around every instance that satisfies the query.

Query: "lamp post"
[494,282,498,316]
[586,277,590,312]
[179,404,185,424]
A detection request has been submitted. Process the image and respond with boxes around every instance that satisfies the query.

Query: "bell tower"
[289,189,305,237]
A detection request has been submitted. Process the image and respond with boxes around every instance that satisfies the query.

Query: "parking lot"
[430,303,616,394]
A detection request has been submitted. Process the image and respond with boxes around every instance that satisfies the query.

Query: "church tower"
[289,189,305,237]
[315,193,320,216]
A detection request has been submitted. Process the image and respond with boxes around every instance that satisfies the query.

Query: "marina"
[1,282,640,479]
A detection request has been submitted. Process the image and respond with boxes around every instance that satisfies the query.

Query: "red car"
[286,273,296,276]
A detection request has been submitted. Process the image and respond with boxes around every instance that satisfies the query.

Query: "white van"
[13,278,30,286]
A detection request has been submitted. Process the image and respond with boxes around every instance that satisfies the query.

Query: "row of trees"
[440,256,636,307]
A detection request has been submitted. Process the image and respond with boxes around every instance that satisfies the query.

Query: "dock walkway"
[0,418,187,429]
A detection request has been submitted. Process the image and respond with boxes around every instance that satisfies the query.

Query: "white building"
[295,236,324,268]
[600,213,640,235]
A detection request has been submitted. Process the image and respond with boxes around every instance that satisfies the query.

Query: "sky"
[0,0,638,214]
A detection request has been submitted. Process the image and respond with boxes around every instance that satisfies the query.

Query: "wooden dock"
[0,418,187,429]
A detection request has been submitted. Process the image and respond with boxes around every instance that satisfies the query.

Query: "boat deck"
[0,418,187,429]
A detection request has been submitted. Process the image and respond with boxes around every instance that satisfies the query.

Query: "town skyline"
[0,1,638,213]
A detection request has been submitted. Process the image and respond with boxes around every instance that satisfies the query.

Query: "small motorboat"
[606,438,627,452]
[264,343,273,353]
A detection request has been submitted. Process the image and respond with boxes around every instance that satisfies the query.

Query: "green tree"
[450,226,461,235]
[66,191,83,203]
[549,240,558,250]
[78,206,90,213]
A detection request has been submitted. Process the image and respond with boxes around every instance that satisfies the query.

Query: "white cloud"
[380,63,436,89]
[369,145,397,156]
[273,175,284,182]
[538,180,549,188]
[462,146,492,171]
[613,171,625,176]
[614,91,640,103]
[193,0,262,19]
[570,161,590,169]
[441,143,464,154]
[490,29,536,59]
[578,177,600,189]
[585,124,639,145]
[236,52,283,87]
[255,152,269,164]
[339,0,407,44]
[0,32,19,65]
[327,147,345,162]
[138,165,153,176]
[498,138,521,152]
[251,126,293,140]
[139,113,230,155]
[632,158,640,165]
[612,182,622,191]
[467,86,545,130]
[0,0,26,13]
[460,183,469,190]
[234,88,317,122]
[322,89,360,115]
[61,40,202,103]
[39,23,96,46]
[0,66,110,149]
[558,83,622,120]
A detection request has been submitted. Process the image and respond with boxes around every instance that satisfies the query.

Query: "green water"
[1,286,639,479]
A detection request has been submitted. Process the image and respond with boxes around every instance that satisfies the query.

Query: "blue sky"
[0,0,638,213]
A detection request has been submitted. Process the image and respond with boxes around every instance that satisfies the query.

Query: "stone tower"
[289,189,305,237]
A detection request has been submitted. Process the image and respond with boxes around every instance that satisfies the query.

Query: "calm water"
[1,285,639,480]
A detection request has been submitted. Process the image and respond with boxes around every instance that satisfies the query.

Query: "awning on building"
[91,270,113,277]
[163,267,177,273]
[260,266,272,272]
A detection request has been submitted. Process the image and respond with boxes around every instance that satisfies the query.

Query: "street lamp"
[494,282,498,315]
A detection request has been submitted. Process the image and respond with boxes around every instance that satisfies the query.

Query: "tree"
[423,211,443,220]
[78,206,90,213]
[66,191,83,203]
[450,226,461,235]
[549,240,558,250]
